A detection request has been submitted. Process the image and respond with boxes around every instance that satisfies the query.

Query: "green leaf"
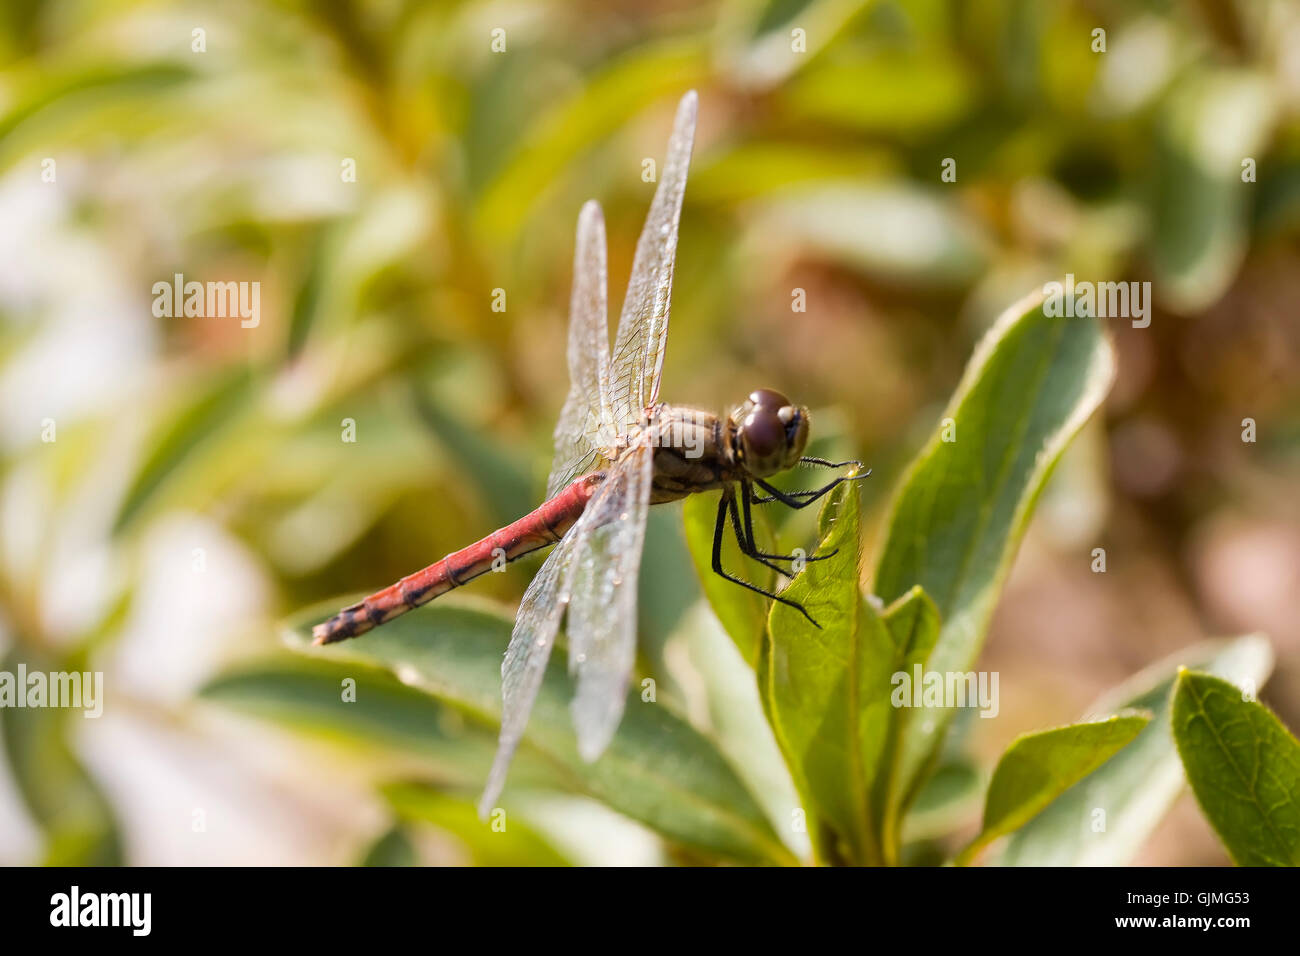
[758,484,940,866]
[285,226,334,358]
[871,291,1115,820]
[112,366,256,534]
[474,41,709,240]
[716,0,875,90]
[200,657,565,791]
[873,586,942,863]
[903,759,982,843]
[1000,635,1273,866]
[409,378,535,527]
[0,61,192,152]
[753,185,989,287]
[635,508,702,670]
[688,142,894,205]
[1151,70,1277,313]
[383,782,572,866]
[357,825,418,867]
[1172,669,1300,866]
[683,492,771,666]
[956,713,1149,865]
[678,603,806,859]
[762,472,887,864]
[781,46,976,136]
[0,650,122,865]
[280,596,793,865]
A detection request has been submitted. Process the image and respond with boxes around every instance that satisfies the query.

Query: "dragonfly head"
[733,388,810,477]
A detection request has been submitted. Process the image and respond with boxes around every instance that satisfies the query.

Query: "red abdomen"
[312,473,603,644]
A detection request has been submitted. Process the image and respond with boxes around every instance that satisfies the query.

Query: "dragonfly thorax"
[731,388,810,478]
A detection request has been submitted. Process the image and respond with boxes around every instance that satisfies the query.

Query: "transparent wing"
[478,443,652,813]
[566,442,653,761]
[478,527,577,818]
[546,200,614,501]
[607,91,698,431]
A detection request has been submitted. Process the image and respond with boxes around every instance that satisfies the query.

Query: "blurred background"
[1,0,1298,866]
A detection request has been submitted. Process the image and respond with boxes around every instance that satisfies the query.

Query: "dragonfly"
[312,91,868,815]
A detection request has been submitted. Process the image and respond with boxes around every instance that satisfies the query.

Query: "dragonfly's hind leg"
[736,485,838,565]
[726,493,793,577]
[711,491,821,629]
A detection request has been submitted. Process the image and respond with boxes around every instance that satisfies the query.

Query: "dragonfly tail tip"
[311,621,343,646]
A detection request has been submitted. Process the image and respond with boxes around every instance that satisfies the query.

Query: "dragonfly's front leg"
[710,489,820,628]
[750,464,871,509]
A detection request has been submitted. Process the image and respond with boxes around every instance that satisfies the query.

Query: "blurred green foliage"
[2,0,1299,865]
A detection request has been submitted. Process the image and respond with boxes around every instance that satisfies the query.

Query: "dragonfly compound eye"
[738,391,809,476]
[782,404,811,468]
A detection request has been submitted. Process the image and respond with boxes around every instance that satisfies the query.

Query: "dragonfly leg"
[800,456,864,469]
[750,468,871,509]
[750,488,820,505]
[711,492,821,629]
[726,492,794,577]
[738,483,837,564]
